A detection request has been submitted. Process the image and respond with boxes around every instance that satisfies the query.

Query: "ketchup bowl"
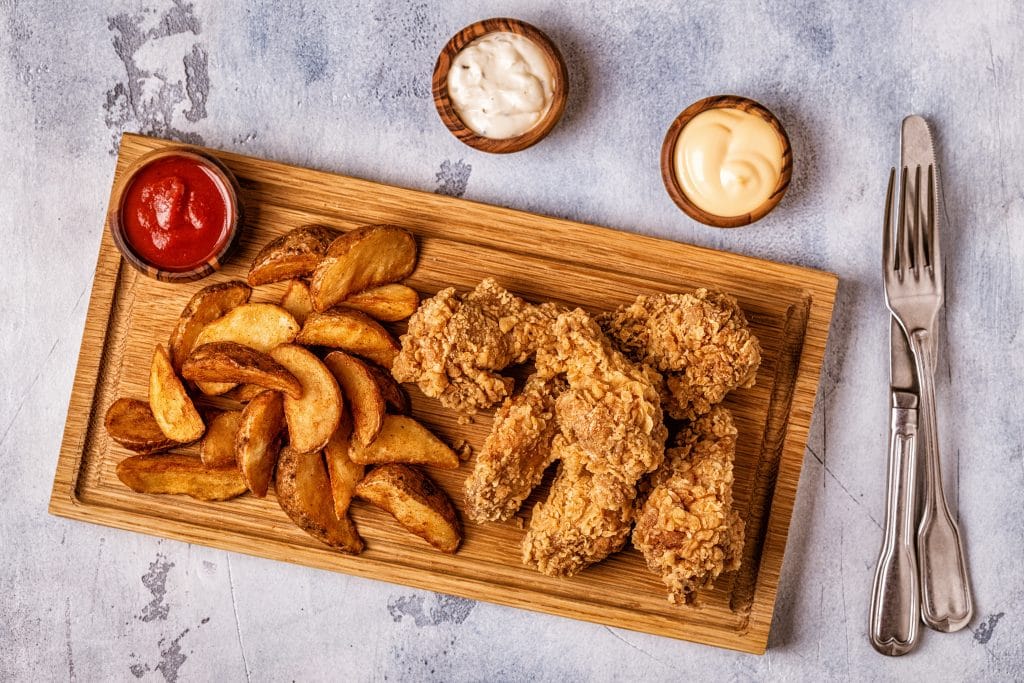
[110,146,243,282]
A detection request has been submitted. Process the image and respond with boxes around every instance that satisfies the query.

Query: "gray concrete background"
[2,0,1022,680]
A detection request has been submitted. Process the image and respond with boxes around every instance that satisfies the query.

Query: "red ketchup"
[121,155,231,271]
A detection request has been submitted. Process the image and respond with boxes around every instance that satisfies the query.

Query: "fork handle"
[870,391,920,655]
[909,328,974,632]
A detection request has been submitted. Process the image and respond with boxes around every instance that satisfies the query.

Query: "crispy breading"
[392,278,560,413]
[632,406,746,605]
[599,289,761,420]
[522,309,667,576]
[464,372,567,523]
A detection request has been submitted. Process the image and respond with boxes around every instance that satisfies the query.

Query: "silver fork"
[882,117,973,633]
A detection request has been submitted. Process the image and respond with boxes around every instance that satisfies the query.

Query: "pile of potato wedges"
[107,224,463,555]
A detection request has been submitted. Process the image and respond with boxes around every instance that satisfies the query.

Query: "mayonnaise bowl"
[661,96,793,228]
[433,18,568,154]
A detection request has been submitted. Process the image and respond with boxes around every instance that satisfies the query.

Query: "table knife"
[869,317,921,656]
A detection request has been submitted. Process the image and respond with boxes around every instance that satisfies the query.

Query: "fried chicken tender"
[599,290,761,420]
[632,406,746,605]
[392,278,560,413]
[522,437,635,577]
[464,372,566,523]
[522,309,667,576]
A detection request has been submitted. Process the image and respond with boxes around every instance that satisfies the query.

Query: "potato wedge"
[149,345,205,442]
[116,453,247,501]
[235,390,285,497]
[168,280,251,371]
[338,284,419,322]
[269,344,343,453]
[296,308,399,369]
[192,303,300,395]
[104,398,179,454]
[324,414,365,519]
[354,464,462,553]
[349,414,459,469]
[222,383,267,403]
[280,279,314,326]
[309,225,417,312]
[275,446,364,553]
[182,342,302,399]
[200,410,242,468]
[365,362,410,415]
[247,224,340,286]
[323,351,385,446]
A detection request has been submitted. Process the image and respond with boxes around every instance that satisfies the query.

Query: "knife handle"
[910,329,974,632]
[869,392,920,656]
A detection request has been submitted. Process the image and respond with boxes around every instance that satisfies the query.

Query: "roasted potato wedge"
[182,342,302,399]
[200,410,242,468]
[276,446,364,553]
[355,464,462,553]
[324,414,364,519]
[149,344,205,442]
[279,279,314,326]
[222,383,267,403]
[349,414,459,469]
[235,390,285,497]
[296,308,399,369]
[104,398,179,454]
[309,225,417,312]
[338,284,419,322]
[192,303,300,395]
[116,453,247,501]
[168,280,251,371]
[247,225,339,286]
[269,344,343,453]
[323,351,385,446]
[365,362,410,415]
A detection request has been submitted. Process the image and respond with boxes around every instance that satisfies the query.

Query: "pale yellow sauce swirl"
[674,108,784,217]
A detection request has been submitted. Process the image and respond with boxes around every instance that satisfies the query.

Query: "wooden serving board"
[50,133,836,654]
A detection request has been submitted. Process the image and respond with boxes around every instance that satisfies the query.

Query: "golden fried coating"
[632,406,746,605]
[392,278,560,413]
[522,309,667,576]
[464,372,566,523]
[599,290,761,420]
[522,437,635,577]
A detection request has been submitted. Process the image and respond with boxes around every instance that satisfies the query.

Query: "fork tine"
[883,168,895,273]
[913,165,926,275]
[927,164,938,271]
[898,166,910,276]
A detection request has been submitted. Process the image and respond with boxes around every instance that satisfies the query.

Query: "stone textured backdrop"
[1,0,1021,680]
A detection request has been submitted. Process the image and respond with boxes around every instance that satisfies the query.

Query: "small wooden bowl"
[661,95,792,228]
[109,146,243,282]
[432,18,569,154]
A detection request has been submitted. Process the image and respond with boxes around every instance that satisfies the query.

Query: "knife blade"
[890,317,917,395]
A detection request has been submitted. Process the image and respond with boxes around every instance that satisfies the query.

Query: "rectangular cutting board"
[50,133,837,654]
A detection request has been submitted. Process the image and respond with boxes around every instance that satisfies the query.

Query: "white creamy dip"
[446,32,555,139]
[673,108,784,217]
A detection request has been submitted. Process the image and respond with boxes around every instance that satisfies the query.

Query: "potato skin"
[247,225,340,286]
[200,410,243,468]
[104,397,179,454]
[168,280,251,372]
[183,341,302,398]
[355,464,462,553]
[275,446,364,554]
[309,225,417,312]
[235,390,285,497]
[116,453,248,501]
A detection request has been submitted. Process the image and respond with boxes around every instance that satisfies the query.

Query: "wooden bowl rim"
[432,17,569,154]
[660,95,793,228]
[109,145,244,283]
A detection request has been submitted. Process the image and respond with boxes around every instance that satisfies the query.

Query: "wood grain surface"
[49,133,837,654]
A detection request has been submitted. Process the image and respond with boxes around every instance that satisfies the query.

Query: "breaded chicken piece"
[599,290,761,420]
[464,372,567,523]
[522,437,635,577]
[392,278,560,413]
[632,406,746,605]
[522,310,667,576]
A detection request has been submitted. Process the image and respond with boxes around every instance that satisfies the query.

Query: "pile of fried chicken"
[392,278,761,604]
